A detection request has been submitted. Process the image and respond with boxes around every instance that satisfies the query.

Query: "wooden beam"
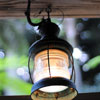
[0,0,100,18]
[0,92,100,100]
[0,95,31,100]
[74,92,100,100]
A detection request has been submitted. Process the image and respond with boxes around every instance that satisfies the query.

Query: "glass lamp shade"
[33,49,71,93]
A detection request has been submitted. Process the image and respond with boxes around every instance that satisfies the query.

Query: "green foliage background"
[0,19,32,95]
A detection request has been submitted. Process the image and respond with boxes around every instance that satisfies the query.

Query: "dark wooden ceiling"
[1,0,100,18]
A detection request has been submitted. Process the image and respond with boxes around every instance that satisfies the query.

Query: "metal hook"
[25,0,53,27]
[25,0,43,26]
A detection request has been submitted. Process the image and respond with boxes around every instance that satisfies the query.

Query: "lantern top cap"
[38,19,60,37]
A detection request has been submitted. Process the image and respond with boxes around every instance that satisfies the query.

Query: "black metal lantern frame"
[25,0,78,100]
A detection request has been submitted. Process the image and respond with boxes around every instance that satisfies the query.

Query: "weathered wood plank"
[0,92,100,100]
[0,95,31,100]
[0,0,100,18]
[74,92,100,100]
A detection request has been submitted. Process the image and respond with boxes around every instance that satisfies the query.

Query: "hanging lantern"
[25,0,78,100]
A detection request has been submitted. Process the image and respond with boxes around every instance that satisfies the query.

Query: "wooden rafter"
[0,92,100,100]
[0,0,100,18]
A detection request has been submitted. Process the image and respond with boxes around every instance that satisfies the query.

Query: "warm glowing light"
[39,85,68,93]
[33,49,70,92]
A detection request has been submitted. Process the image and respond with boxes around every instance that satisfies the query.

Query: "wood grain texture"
[0,0,100,18]
[0,92,100,100]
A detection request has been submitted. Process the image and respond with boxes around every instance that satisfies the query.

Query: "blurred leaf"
[83,56,100,70]
[0,56,28,70]
[0,72,32,95]
[0,72,7,90]
[20,18,41,24]
[6,77,32,95]
[20,18,60,25]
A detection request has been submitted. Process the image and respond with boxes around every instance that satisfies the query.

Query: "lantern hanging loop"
[25,0,65,26]
[45,4,52,19]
